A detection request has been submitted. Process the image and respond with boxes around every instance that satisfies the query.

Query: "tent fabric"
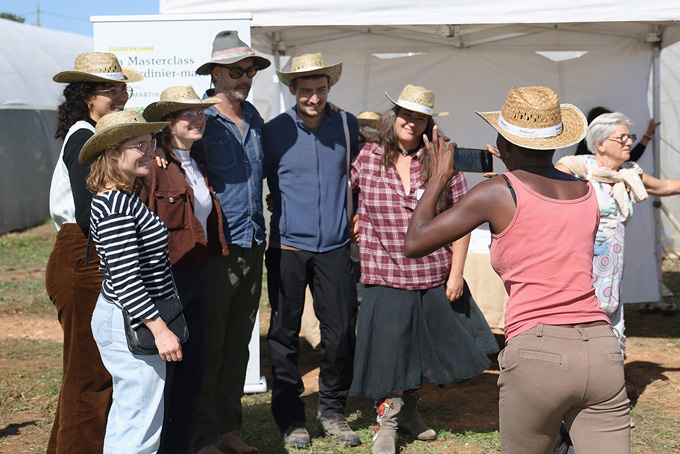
[155,2,680,307]
[0,19,92,233]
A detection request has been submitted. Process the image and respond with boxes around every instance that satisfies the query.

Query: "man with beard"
[190,30,270,454]
[263,53,361,449]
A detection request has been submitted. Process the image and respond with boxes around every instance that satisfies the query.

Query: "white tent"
[0,18,92,233]
[158,1,680,306]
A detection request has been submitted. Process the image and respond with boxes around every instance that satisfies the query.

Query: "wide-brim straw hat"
[143,86,221,121]
[385,84,448,117]
[358,111,382,128]
[196,30,271,75]
[53,52,143,84]
[476,86,587,150]
[79,111,169,164]
[276,53,342,86]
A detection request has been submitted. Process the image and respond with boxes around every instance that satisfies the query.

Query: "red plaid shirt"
[351,142,468,290]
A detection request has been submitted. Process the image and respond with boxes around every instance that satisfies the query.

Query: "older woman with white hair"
[557,112,680,352]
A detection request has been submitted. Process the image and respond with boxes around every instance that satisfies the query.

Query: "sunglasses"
[125,138,157,154]
[224,65,258,79]
[178,110,206,121]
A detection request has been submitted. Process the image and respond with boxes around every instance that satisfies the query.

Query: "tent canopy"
[156,1,680,304]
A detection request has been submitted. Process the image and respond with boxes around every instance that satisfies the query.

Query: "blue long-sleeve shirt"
[192,91,266,248]
[263,106,359,252]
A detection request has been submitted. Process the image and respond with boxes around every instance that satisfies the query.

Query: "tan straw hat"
[53,52,143,84]
[357,111,382,128]
[276,53,343,86]
[79,111,169,164]
[143,86,221,122]
[476,86,587,150]
[196,30,271,75]
[385,84,448,117]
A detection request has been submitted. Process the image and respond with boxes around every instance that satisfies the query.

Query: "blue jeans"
[91,294,166,454]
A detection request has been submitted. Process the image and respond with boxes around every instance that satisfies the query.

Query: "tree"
[0,13,25,23]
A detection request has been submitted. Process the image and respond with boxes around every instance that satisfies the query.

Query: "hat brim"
[79,121,170,164]
[53,67,143,84]
[276,62,342,87]
[476,103,587,150]
[143,98,222,122]
[358,119,381,129]
[195,55,271,76]
[384,92,449,117]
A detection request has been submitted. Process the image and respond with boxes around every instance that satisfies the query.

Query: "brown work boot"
[282,424,311,448]
[399,389,437,441]
[372,397,402,454]
[316,413,360,446]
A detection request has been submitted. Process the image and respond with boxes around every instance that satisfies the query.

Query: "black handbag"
[123,292,189,355]
[92,235,189,355]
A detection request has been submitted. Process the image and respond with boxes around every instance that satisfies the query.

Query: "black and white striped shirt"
[90,190,174,328]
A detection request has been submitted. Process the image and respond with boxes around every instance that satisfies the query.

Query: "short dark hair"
[290,74,331,90]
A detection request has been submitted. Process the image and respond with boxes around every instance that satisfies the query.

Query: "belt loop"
[536,323,544,337]
[577,327,589,341]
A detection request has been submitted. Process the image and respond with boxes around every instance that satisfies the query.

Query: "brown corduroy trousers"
[45,223,112,454]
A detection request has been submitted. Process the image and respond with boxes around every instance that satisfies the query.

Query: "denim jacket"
[193,92,266,248]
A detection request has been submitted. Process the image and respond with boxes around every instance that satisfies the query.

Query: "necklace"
[399,146,420,157]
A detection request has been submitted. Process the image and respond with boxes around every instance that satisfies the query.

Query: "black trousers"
[266,245,358,432]
[158,266,210,454]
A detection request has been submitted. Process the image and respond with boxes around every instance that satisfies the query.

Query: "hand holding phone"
[454,147,494,173]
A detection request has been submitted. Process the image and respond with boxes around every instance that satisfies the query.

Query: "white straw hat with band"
[195,30,271,76]
[276,53,343,86]
[476,86,587,150]
[385,84,449,117]
[143,86,221,122]
[79,111,169,164]
[357,111,383,128]
[53,52,143,84]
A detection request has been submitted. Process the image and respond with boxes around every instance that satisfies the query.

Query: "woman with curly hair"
[45,52,141,454]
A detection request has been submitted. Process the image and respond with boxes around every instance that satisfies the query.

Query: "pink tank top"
[490,172,609,340]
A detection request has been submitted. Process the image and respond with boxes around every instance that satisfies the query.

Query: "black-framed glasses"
[125,138,156,154]
[605,133,636,145]
[94,86,133,98]
[225,65,258,79]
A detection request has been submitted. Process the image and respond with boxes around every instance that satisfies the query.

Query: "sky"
[0,0,159,37]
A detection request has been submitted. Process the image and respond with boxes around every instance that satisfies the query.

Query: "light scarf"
[557,155,648,222]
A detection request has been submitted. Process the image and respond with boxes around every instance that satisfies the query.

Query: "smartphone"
[454,147,494,173]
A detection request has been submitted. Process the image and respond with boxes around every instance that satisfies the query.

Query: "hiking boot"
[399,390,437,441]
[282,424,311,448]
[372,397,402,454]
[316,413,361,446]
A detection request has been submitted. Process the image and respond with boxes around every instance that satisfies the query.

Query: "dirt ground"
[1,302,679,453]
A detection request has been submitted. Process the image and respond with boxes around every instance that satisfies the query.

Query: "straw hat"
[276,53,342,86]
[79,111,169,164]
[53,52,143,84]
[476,86,587,150]
[357,111,382,128]
[385,84,448,117]
[196,30,271,75]
[143,86,221,122]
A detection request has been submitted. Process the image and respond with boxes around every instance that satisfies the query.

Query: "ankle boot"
[372,397,402,454]
[399,389,437,441]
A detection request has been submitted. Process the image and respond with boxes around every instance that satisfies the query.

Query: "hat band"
[397,99,433,116]
[92,71,126,80]
[498,113,563,138]
[211,47,254,61]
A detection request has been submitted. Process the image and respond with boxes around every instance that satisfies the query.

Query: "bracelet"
[644,133,653,140]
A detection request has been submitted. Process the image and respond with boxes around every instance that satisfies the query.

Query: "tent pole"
[652,39,663,306]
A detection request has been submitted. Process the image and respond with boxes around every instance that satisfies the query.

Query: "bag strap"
[340,111,353,222]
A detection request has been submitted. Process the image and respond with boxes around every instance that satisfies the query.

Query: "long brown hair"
[86,145,132,195]
[375,106,451,210]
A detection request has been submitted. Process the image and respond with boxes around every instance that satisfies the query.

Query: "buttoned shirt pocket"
[154,188,187,230]
[203,131,237,170]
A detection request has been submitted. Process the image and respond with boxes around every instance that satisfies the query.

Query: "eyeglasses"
[605,133,636,145]
[224,65,258,79]
[124,138,156,154]
[178,110,206,121]
[93,86,133,98]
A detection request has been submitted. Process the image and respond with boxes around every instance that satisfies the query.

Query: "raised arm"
[641,172,680,197]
